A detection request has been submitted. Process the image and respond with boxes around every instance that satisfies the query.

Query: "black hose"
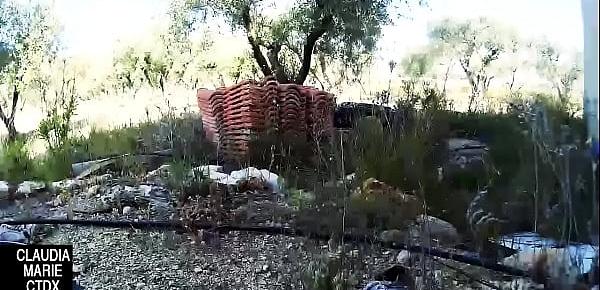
[2,218,529,278]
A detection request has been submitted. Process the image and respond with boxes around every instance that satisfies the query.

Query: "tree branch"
[241,5,273,78]
[0,102,9,127]
[9,84,19,121]
[294,14,333,84]
[9,75,22,121]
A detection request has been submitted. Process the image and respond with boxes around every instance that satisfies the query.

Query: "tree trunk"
[294,14,333,84]
[442,60,453,97]
[0,85,19,142]
[4,120,17,142]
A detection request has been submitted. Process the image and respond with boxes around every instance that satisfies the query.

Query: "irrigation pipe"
[1,218,529,278]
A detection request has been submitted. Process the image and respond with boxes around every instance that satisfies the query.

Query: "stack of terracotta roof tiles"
[197,76,335,160]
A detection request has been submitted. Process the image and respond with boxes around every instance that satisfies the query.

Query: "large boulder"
[407,214,461,247]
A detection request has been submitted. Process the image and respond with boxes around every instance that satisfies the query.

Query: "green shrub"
[70,114,214,164]
[303,252,358,290]
[0,137,35,183]
[32,147,73,182]
[71,126,139,162]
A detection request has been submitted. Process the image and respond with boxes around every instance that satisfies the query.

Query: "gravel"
[40,225,394,290]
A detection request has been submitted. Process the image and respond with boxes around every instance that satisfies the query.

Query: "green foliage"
[166,159,210,200]
[33,147,72,182]
[111,46,142,92]
[229,53,259,83]
[0,139,71,184]
[0,137,34,183]
[287,188,315,210]
[38,62,78,152]
[428,17,516,111]
[186,0,423,84]
[353,117,429,190]
[534,40,582,103]
[246,131,326,189]
[401,51,435,79]
[353,82,448,192]
[303,252,358,290]
[70,114,215,164]
[0,0,59,140]
[70,127,139,162]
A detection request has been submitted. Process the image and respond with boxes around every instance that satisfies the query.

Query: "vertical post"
[581,0,599,246]
[581,0,599,156]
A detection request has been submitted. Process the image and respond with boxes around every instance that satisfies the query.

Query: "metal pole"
[581,0,599,157]
[581,0,599,247]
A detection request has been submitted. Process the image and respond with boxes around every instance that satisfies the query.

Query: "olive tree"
[429,18,513,112]
[535,40,582,104]
[178,0,424,85]
[0,0,58,141]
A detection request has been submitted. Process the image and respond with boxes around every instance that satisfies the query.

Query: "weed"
[303,252,359,290]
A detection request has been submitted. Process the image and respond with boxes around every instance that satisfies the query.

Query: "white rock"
[139,185,153,196]
[17,181,45,195]
[0,182,9,200]
[52,196,63,207]
[73,264,84,273]
[0,181,9,193]
[396,250,411,265]
[146,164,171,179]
[192,165,223,176]
[86,185,100,197]
[193,266,202,273]
[229,167,282,193]
[122,206,133,215]
[51,179,79,192]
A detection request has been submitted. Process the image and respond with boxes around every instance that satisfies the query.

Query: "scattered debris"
[0,224,36,244]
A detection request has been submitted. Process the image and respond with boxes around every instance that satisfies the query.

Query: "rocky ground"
[0,168,548,290]
[0,172,399,290]
[41,225,392,290]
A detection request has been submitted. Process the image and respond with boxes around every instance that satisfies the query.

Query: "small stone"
[193,267,202,273]
[397,250,411,265]
[52,196,63,207]
[122,206,133,215]
[262,264,269,272]
[73,264,84,273]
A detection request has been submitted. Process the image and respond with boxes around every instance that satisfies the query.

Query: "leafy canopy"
[183,0,424,84]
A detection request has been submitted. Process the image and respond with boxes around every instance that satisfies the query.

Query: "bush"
[33,148,73,182]
[0,137,35,183]
[70,126,139,162]
[303,252,358,290]
[70,113,215,164]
